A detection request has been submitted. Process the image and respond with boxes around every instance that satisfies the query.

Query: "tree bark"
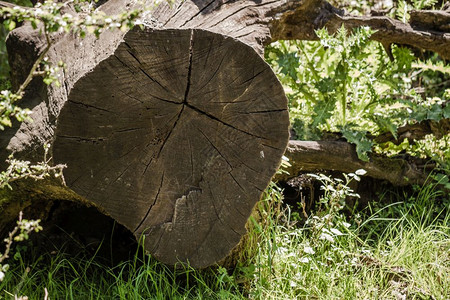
[268,0,450,60]
[275,140,429,186]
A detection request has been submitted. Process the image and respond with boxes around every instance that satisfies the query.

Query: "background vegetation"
[0,0,449,299]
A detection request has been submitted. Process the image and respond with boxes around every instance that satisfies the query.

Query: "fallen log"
[1,0,449,268]
[1,0,294,268]
[275,140,429,186]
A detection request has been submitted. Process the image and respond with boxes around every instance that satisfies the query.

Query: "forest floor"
[0,173,448,299]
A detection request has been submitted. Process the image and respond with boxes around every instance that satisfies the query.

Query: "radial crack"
[184,29,194,104]
[154,29,194,158]
[229,171,245,193]
[197,128,233,170]
[68,100,115,114]
[139,67,170,94]
[134,172,165,233]
[127,49,142,64]
[156,106,184,158]
[187,103,267,140]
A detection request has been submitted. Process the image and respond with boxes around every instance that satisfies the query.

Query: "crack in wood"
[186,103,267,140]
[148,224,166,254]
[56,135,107,143]
[114,54,136,75]
[239,68,267,86]
[183,29,194,104]
[134,171,165,233]
[194,53,226,93]
[163,0,185,26]
[68,100,116,114]
[139,67,170,93]
[197,127,233,170]
[124,87,180,106]
[114,127,144,133]
[228,171,245,193]
[142,157,153,176]
[156,103,184,159]
[155,29,194,159]
[207,0,278,29]
[180,0,217,27]
[126,49,142,65]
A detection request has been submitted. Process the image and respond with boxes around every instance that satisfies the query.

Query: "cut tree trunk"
[1,0,449,268]
[1,0,293,268]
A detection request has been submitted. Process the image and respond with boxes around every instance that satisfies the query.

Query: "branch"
[0,1,25,22]
[16,29,52,96]
[268,0,450,60]
[275,140,428,186]
[327,14,450,60]
[0,1,18,9]
[410,9,450,32]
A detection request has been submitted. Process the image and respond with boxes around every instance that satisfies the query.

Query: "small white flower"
[320,232,335,243]
[355,169,367,176]
[299,257,310,263]
[330,228,343,236]
[276,247,288,255]
[0,270,4,282]
[304,246,315,254]
[342,222,351,228]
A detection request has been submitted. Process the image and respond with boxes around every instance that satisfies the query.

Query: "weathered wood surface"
[52,28,289,267]
[275,140,428,186]
[2,0,291,268]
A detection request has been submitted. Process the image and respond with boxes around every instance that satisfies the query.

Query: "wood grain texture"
[52,27,289,267]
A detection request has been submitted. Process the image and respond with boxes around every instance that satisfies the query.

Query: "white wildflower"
[330,228,343,236]
[299,257,310,263]
[355,169,367,176]
[320,232,335,243]
[304,246,315,254]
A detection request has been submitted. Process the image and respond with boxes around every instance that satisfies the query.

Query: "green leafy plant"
[266,26,449,161]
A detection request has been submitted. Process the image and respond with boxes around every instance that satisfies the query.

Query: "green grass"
[0,179,448,299]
